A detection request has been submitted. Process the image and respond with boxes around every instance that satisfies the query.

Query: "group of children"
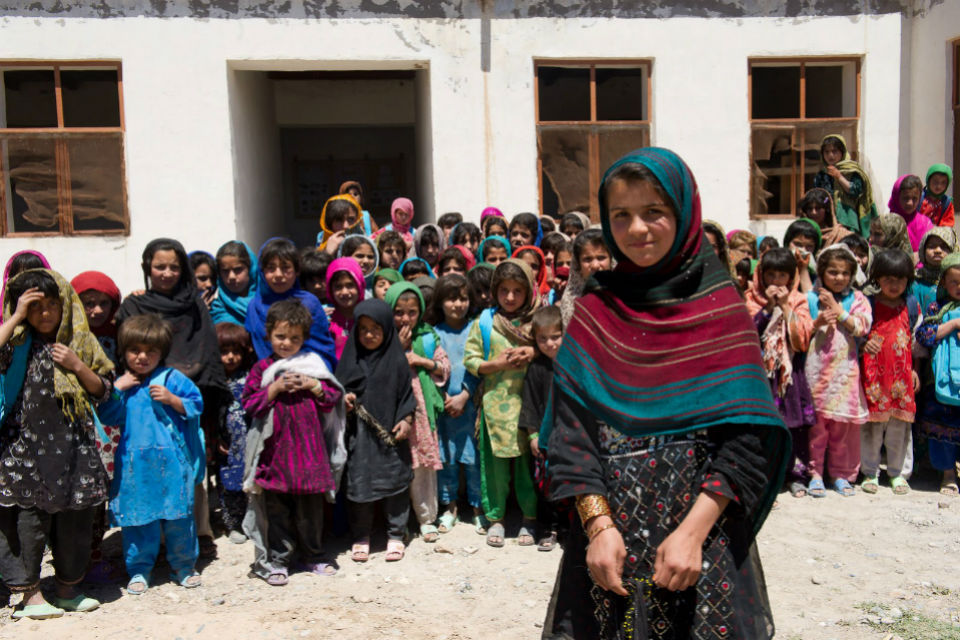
[0,190,612,619]
[715,149,958,503]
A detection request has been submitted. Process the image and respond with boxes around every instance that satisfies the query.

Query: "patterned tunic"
[406,345,449,471]
[862,299,917,423]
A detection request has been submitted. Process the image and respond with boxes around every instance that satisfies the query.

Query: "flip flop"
[861,476,879,494]
[385,539,405,562]
[351,540,370,563]
[298,561,338,576]
[126,574,149,596]
[420,523,440,543]
[437,511,458,533]
[266,570,289,586]
[807,477,827,499]
[53,594,100,612]
[833,478,856,497]
[176,570,202,588]
[789,481,807,498]
[939,480,959,496]
[486,522,505,548]
[537,531,558,552]
[517,522,536,546]
[12,602,64,620]
[473,514,488,535]
[890,476,910,495]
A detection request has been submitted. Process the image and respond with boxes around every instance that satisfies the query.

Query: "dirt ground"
[1,479,959,640]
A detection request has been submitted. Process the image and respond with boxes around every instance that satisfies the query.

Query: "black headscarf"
[115,238,227,393]
[335,299,416,429]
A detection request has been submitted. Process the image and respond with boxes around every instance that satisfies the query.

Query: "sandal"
[12,602,64,620]
[807,477,827,499]
[537,531,558,552]
[437,511,458,533]
[126,574,149,596]
[890,476,911,495]
[833,478,856,497]
[789,481,807,498]
[351,539,370,563]
[266,570,289,586]
[420,523,440,543]
[517,522,536,546]
[53,594,100,612]
[298,561,337,576]
[486,522,505,548]
[176,570,202,588]
[861,476,879,494]
[473,514,488,535]
[939,480,959,496]
[385,539,405,562]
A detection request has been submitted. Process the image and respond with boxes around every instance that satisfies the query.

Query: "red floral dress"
[861,300,916,422]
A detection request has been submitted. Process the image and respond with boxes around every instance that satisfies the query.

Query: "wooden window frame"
[534,60,652,220]
[953,39,960,203]
[748,57,861,219]
[0,60,128,237]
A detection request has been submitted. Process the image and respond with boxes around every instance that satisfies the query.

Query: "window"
[0,62,127,235]
[749,58,860,217]
[535,61,651,220]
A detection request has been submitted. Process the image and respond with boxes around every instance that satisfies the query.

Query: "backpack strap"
[806,291,820,320]
[421,331,436,360]
[479,308,495,360]
[362,211,373,237]
[906,294,920,331]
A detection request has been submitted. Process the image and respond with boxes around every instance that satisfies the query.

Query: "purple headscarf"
[888,174,932,252]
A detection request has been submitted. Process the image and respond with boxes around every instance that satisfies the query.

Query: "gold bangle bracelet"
[588,522,618,541]
[576,494,612,526]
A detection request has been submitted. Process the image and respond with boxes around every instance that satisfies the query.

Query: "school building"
[0,1,958,291]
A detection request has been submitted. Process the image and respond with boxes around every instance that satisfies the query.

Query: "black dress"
[543,395,776,640]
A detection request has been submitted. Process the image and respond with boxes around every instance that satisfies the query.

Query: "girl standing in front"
[325,258,366,360]
[464,260,539,548]
[210,241,259,327]
[0,269,114,618]
[804,244,872,497]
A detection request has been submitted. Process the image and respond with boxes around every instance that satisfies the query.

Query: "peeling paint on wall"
[0,0,934,20]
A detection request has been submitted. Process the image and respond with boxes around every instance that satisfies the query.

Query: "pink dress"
[406,347,449,471]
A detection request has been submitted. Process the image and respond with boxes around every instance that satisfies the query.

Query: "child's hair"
[437,212,463,229]
[702,221,730,266]
[815,246,858,281]
[797,188,833,220]
[541,231,569,258]
[728,230,758,259]
[480,237,510,261]
[531,305,562,338]
[118,313,173,359]
[491,261,531,307]
[466,264,494,315]
[555,242,574,261]
[572,229,607,265]
[509,212,540,238]
[300,249,332,284]
[217,241,253,270]
[783,219,821,252]
[377,230,406,254]
[758,236,780,254]
[141,238,190,290]
[416,225,442,254]
[426,273,470,325]
[265,299,313,337]
[437,247,468,273]
[869,248,914,287]
[735,257,753,280]
[899,175,924,194]
[840,233,869,256]
[324,198,360,228]
[7,253,46,280]
[759,247,797,279]
[259,238,300,272]
[821,135,846,157]
[560,212,587,234]
[451,222,482,247]
[401,260,431,280]
[189,251,217,277]
[7,270,59,311]
[341,235,372,259]
[482,216,508,237]
[215,322,255,368]
[539,216,556,234]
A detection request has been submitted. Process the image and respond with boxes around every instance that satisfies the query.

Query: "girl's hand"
[912,370,921,392]
[345,393,357,412]
[818,291,840,314]
[405,351,427,369]
[653,527,704,592]
[12,288,44,323]
[200,288,216,308]
[507,346,535,367]
[325,230,347,255]
[773,286,790,308]
[444,390,470,417]
[114,371,141,391]
[149,385,175,406]
[585,517,628,596]
[50,343,82,372]
[529,433,541,458]
[863,335,883,355]
[392,419,411,441]
[398,325,413,351]
[763,285,779,311]
[127,289,146,297]
[826,165,843,180]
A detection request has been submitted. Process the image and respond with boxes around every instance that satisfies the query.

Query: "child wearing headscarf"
[919,164,954,227]
[913,228,958,312]
[813,134,878,238]
[317,194,366,254]
[210,241,259,327]
[326,258,366,360]
[371,198,416,258]
[888,174,932,253]
[71,271,121,365]
[338,180,379,236]
[0,251,50,313]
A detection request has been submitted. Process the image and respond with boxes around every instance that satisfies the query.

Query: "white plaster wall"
[907,2,960,185]
[0,13,906,293]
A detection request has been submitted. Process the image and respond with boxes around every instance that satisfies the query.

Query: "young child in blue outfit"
[98,314,205,595]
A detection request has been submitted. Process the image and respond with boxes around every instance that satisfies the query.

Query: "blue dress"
[98,367,204,527]
[219,372,248,492]
[911,279,937,314]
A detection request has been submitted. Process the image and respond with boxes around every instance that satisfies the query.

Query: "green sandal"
[12,602,64,620]
[53,594,100,612]
[437,511,458,533]
[861,476,879,494]
[890,476,911,495]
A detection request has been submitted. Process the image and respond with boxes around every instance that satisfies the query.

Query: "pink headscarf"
[1,250,51,310]
[480,207,504,222]
[390,198,415,235]
[453,244,477,270]
[888,174,932,252]
[325,257,366,359]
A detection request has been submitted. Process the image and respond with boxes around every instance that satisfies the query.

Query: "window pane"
[538,127,590,215]
[805,65,854,118]
[2,136,61,231]
[66,135,126,231]
[596,68,646,121]
[537,67,590,121]
[751,66,800,119]
[2,70,58,128]
[751,126,797,215]
[61,70,121,128]
[598,126,650,176]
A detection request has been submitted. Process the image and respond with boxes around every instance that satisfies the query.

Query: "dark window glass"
[61,70,121,128]
[538,67,590,121]
[3,70,57,128]
[5,136,60,231]
[538,127,590,213]
[805,66,844,118]
[67,135,126,231]
[752,67,800,119]
[596,68,645,121]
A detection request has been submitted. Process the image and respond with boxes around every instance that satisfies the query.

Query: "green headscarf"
[820,134,878,237]
[926,163,953,189]
[374,269,403,285]
[384,281,444,431]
